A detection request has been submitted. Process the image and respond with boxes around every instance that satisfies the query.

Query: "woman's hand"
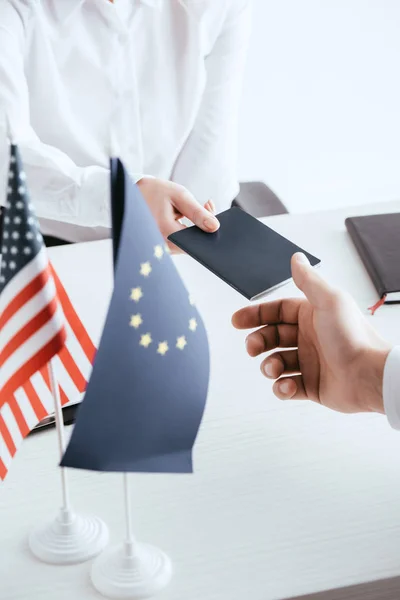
[137,177,219,253]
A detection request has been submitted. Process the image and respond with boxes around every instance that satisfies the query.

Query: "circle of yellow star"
[164,244,171,254]
[130,287,143,302]
[189,295,195,306]
[157,341,169,356]
[189,318,198,332]
[140,262,152,277]
[140,333,152,348]
[154,245,164,260]
[176,336,187,350]
[130,314,143,329]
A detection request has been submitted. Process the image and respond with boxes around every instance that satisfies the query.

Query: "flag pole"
[27,287,108,563]
[109,123,139,559]
[5,113,15,145]
[90,137,172,598]
[29,355,108,565]
[91,450,172,599]
[47,359,70,513]
[123,473,135,552]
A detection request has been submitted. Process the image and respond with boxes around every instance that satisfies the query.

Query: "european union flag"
[61,160,210,473]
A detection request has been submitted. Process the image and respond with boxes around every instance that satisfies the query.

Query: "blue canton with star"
[0,145,43,293]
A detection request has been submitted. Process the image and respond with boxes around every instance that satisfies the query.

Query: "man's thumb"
[291,253,333,309]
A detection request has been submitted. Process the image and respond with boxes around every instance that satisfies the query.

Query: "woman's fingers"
[204,199,216,214]
[170,184,219,232]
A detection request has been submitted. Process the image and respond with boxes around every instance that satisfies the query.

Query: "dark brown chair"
[232,181,288,218]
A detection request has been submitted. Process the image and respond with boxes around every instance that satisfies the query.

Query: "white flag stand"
[29,359,109,564]
[91,473,172,599]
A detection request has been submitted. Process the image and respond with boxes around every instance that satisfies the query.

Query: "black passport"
[168,207,320,301]
[345,212,400,304]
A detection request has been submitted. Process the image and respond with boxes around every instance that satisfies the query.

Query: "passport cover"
[345,212,400,303]
[168,207,321,301]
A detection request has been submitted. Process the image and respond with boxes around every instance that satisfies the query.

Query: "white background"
[238,0,400,213]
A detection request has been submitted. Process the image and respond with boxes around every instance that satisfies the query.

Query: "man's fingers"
[245,324,298,356]
[261,350,300,379]
[170,184,220,233]
[233,299,303,330]
[291,253,334,310]
[272,375,308,401]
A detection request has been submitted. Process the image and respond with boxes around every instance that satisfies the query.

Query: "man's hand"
[137,178,219,253]
[232,253,393,414]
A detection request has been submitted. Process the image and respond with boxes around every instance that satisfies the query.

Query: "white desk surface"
[1,200,400,600]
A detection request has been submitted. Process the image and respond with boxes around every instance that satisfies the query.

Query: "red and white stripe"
[0,247,66,399]
[0,261,96,481]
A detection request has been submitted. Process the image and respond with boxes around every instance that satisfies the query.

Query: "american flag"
[0,145,95,481]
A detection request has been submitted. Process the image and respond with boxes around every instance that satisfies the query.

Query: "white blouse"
[0,0,251,242]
